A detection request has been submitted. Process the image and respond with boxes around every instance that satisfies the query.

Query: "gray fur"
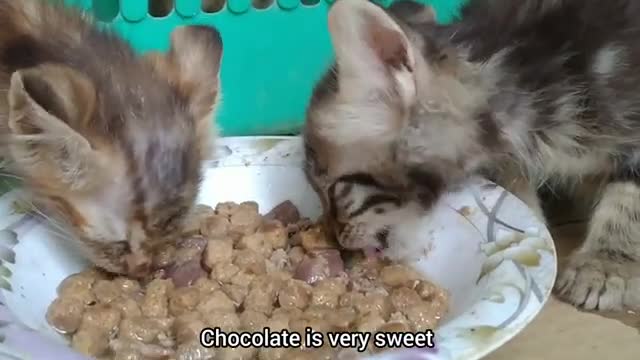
[304,0,640,311]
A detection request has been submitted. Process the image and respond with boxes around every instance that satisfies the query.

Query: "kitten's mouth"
[124,252,152,279]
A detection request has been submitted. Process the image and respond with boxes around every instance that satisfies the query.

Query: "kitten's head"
[304,0,475,250]
[5,26,223,276]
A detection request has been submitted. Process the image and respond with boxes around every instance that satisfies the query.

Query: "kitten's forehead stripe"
[348,194,402,219]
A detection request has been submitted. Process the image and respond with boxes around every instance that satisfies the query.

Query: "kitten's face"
[304,0,465,250]
[5,26,223,276]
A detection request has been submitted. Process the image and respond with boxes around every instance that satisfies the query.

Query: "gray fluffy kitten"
[303,0,640,312]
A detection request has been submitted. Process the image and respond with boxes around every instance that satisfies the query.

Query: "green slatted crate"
[64,0,468,136]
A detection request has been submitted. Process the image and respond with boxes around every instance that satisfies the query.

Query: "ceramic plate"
[0,136,556,360]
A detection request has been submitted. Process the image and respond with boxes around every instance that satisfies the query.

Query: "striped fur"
[0,0,222,276]
[304,0,640,311]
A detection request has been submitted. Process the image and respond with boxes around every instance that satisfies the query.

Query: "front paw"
[555,250,640,311]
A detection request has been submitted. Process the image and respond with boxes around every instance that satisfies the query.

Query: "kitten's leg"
[555,181,640,311]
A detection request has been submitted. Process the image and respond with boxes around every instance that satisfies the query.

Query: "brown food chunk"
[339,292,364,308]
[264,200,300,226]
[182,204,216,235]
[237,232,271,257]
[93,279,122,304]
[217,346,258,360]
[152,245,176,269]
[112,278,142,295]
[264,312,291,331]
[196,290,236,314]
[222,283,249,306]
[169,286,201,316]
[192,277,219,294]
[111,297,142,318]
[204,239,233,267]
[46,297,85,334]
[287,246,305,268]
[72,328,110,357]
[174,312,207,344]
[142,279,173,318]
[390,287,422,313]
[231,271,255,288]
[214,202,239,217]
[380,264,420,288]
[240,310,268,332]
[114,349,143,360]
[356,313,386,332]
[174,340,217,360]
[79,304,121,334]
[110,339,174,358]
[259,347,289,360]
[278,279,311,309]
[203,311,240,331]
[354,292,392,319]
[229,202,262,235]
[378,321,411,332]
[310,278,347,309]
[404,303,441,331]
[57,272,98,305]
[200,214,231,238]
[119,317,163,343]
[244,276,278,315]
[260,221,288,250]
[234,249,267,274]
[327,307,357,329]
[300,226,335,251]
[211,262,239,283]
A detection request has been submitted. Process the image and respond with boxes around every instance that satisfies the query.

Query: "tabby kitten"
[0,0,223,277]
[304,0,640,311]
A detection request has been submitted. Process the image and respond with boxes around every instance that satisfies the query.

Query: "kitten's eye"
[438,53,448,62]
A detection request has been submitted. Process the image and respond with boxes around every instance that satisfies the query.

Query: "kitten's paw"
[555,251,640,311]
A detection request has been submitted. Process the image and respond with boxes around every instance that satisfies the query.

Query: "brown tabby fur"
[0,0,223,276]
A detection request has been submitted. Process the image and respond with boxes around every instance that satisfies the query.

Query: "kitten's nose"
[124,252,152,279]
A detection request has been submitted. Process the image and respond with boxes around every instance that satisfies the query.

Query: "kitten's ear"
[328,0,416,105]
[7,64,102,189]
[153,25,223,124]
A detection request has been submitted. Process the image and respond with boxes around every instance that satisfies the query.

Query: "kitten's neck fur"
[414,0,637,190]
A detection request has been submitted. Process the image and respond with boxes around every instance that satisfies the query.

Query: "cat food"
[46,201,449,360]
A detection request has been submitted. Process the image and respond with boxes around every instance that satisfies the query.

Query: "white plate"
[0,136,556,360]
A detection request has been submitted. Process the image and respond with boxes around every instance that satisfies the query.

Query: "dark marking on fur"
[0,35,56,72]
[348,194,402,218]
[338,183,354,199]
[309,64,339,107]
[476,111,502,150]
[375,226,390,249]
[336,173,395,191]
[407,167,445,209]
[599,248,636,262]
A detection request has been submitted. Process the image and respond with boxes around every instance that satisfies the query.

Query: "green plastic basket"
[63,0,468,136]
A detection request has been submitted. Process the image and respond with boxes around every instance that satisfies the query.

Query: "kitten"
[0,0,223,277]
[304,0,640,312]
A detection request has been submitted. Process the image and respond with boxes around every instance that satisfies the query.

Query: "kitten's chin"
[124,252,152,279]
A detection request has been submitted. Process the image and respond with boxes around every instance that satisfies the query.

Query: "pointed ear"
[328,0,416,105]
[7,64,102,189]
[149,25,223,125]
